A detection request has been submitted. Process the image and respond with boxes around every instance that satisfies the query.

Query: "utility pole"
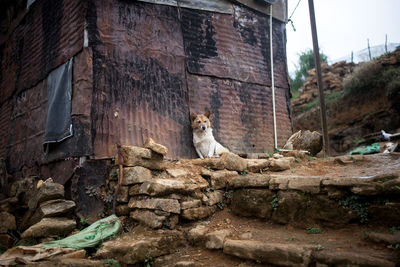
[308,0,329,155]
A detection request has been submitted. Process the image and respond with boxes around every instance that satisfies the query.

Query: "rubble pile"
[292,61,355,113]
[0,176,76,250]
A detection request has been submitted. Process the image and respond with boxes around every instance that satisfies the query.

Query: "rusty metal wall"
[88,0,291,159]
[0,0,87,172]
[88,0,192,158]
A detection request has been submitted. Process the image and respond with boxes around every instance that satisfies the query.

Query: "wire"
[287,0,302,31]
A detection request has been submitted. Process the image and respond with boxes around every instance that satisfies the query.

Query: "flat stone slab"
[95,228,185,265]
[228,174,271,188]
[181,206,217,220]
[223,239,312,267]
[122,166,153,185]
[313,250,396,267]
[287,176,322,194]
[21,217,76,239]
[128,197,180,214]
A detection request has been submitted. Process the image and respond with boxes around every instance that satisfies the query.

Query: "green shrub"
[343,60,382,96]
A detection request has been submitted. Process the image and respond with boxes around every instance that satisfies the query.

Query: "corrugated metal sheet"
[88,0,291,159]
[0,100,12,158]
[233,0,287,22]
[181,5,288,88]
[188,74,291,153]
[89,0,193,158]
[0,0,85,104]
[137,0,233,14]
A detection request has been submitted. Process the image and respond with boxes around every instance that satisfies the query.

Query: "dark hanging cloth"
[43,58,73,151]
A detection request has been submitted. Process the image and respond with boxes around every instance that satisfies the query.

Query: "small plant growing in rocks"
[144,254,153,267]
[316,244,324,251]
[338,195,369,223]
[270,194,279,210]
[306,227,322,234]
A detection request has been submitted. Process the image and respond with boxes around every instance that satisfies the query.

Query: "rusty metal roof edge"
[136,0,234,14]
[231,0,287,22]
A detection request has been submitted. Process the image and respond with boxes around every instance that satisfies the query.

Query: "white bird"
[381,130,393,141]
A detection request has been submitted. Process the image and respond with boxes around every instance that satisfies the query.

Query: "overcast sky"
[286,0,400,75]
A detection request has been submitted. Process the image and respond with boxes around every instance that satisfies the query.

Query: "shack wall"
[0,0,291,174]
[88,0,292,159]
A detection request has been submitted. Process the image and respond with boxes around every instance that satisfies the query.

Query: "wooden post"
[308,0,329,155]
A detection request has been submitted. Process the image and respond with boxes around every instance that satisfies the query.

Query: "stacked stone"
[292,61,355,113]
[19,179,76,240]
[0,177,76,249]
[114,139,291,229]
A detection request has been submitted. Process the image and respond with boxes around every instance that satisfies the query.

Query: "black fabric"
[44,58,73,150]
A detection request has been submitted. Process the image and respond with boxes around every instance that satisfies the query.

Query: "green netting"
[349,142,380,155]
[41,215,121,250]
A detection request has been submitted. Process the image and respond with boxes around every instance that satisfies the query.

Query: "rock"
[204,190,223,206]
[287,177,322,194]
[269,157,294,171]
[322,177,369,187]
[116,204,130,216]
[165,215,179,229]
[231,189,274,219]
[269,176,290,190]
[192,152,247,172]
[246,159,269,173]
[95,227,185,265]
[117,186,129,203]
[283,130,323,156]
[201,169,238,189]
[21,217,76,238]
[0,212,16,233]
[121,146,167,170]
[137,177,208,196]
[188,224,208,245]
[223,240,312,266]
[367,231,400,245]
[181,199,201,210]
[122,166,152,185]
[28,182,64,210]
[205,229,232,249]
[351,183,383,195]
[239,232,253,239]
[314,250,396,267]
[26,199,76,228]
[175,261,196,267]
[0,234,15,249]
[144,137,168,156]
[228,174,271,188]
[271,191,356,227]
[166,168,188,178]
[181,206,217,220]
[128,197,180,214]
[130,209,167,229]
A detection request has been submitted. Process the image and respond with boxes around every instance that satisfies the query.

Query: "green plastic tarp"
[41,215,121,250]
[349,143,380,155]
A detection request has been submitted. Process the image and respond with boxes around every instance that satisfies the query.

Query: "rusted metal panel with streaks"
[0,0,85,104]
[181,5,288,88]
[88,0,193,158]
[188,74,291,153]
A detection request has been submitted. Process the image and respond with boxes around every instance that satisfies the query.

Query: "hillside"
[292,49,400,154]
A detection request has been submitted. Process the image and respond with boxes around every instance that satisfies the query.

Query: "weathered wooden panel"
[88,0,192,159]
[0,0,85,104]
[188,74,292,153]
[181,5,288,88]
